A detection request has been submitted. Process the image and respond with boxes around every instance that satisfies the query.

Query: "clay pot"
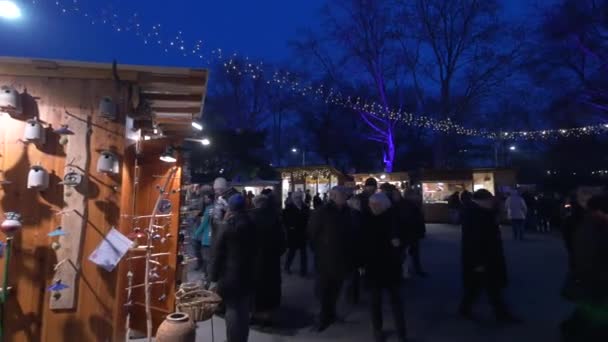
[156,312,196,342]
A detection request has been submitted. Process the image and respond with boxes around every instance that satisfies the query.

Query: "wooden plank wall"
[0,74,128,341]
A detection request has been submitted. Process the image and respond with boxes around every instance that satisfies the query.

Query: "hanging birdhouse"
[96,151,119,174]
[1,212,22,237]
[99,97,116,121]
[0,86,22,115]
[27,165,49,190]
[24,119,46,144]
[59,170,82,187]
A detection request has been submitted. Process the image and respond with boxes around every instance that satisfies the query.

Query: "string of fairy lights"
[29,0,608,140]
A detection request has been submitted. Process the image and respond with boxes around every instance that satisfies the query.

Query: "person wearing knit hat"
[209,192,257,342]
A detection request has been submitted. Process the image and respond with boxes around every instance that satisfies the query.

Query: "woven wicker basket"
[175,283,222,322]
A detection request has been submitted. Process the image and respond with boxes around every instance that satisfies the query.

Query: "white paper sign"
[88,228,133,272]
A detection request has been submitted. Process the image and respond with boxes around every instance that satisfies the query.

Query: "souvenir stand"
[278,166,346,207]
[0,57,209,342]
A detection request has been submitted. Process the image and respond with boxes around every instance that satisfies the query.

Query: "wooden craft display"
[50,117,90,310]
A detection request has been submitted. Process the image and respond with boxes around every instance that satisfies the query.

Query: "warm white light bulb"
[201,138,210,146]
[192,121,203,131]
[0,1,21,20]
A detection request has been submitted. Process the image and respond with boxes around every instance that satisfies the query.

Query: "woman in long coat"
[283,191,310,276]
[363,192,408,342]
[459,189,519,322]
[249,194,286,326]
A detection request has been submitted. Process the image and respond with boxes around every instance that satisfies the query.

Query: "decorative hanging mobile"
[0,212,21,342]
[53,125,75,146]
[124,167,178,342]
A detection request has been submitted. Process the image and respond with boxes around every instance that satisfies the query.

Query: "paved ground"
[147,224,573,341]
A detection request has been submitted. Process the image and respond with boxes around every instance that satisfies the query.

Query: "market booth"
[0,57,208,341]
[418,168,517,222]
[350,172,410,191]
[278,165,347,206]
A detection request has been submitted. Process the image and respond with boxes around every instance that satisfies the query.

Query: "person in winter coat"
[308,186,357,332]
[401,189,428,277]
[561,193,608,341]
[364,192,408,342]
[459,189,520,323]
[505,190,528,240]
[209,194,257,342]
[283,191,311,276]
[193,191,215,277]
[313,193,323,210]
[249,194,286,327]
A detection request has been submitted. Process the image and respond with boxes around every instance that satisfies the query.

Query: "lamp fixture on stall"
[159,146,177,163]
[191,120,203,131]
[509,145,516,151]
[200,138,210,146]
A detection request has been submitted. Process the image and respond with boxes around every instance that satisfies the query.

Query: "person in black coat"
[283,191,311,276]
[561,194,608,341]
[459,189,520,323]
[249,194,286,327]
[308,186,357,332]
[364,192,408,342]
[209,194,257,342]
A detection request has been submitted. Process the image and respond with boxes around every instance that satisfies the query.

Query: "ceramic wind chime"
[23,119,46,145]
[53,125,75,146]
[124,167,177,342]
[0,212,21,342]
[27,165,49,191]
[97,151,119,174]
[0,86,22,115]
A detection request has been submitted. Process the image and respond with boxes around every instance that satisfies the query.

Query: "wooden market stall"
[415,168,517,222]
[278,165,347,206]
[0,57,208,341]
[350,172,410,191]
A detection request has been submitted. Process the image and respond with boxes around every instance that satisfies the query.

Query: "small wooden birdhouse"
[27,165,49,190]
[24,119,46,144]
[99,97,116,121]
[96,151,119,174]
[0,86,22,115]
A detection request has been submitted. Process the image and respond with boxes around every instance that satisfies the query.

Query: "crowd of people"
[191,177,608,342]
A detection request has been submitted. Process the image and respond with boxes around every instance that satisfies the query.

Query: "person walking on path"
[283,190,311,277]
[403,189,428,278]
[561,193,608,341]
[505,190,528,240]
[308,186,357,332]
[363,192,408,342]
[209,194,257,342]
[193,191,214,278]
[459,189,521,324]
[249,194,286,328]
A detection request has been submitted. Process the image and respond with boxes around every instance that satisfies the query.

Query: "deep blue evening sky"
[0,0,545,69]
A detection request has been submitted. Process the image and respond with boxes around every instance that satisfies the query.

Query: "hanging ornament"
[1,212,22,237]
[48,226,67,237]
[99,96,117,121]
[23,119,46,144]
[0,86,22,115]
[27,165,50,190]
[96,151,119,174]
[59,170,82,187]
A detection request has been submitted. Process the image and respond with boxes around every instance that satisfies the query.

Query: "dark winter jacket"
[249,206,286,311]
[362,208,404,287]
[283,203,310,248]
[209,211,257,298]
[572,215,608,302]
[308,202,357,278]
[460,201,508,289]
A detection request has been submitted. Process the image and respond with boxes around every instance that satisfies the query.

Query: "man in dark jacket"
[283,191,311,276]
[249,194,286,327]
[209,194,257,342]
[459,189,520,323]
[308,186,356,331]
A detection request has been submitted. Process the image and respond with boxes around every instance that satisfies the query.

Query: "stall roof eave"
[0,57,209,138]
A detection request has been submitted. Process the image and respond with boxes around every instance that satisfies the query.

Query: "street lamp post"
[291,147,306,166]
